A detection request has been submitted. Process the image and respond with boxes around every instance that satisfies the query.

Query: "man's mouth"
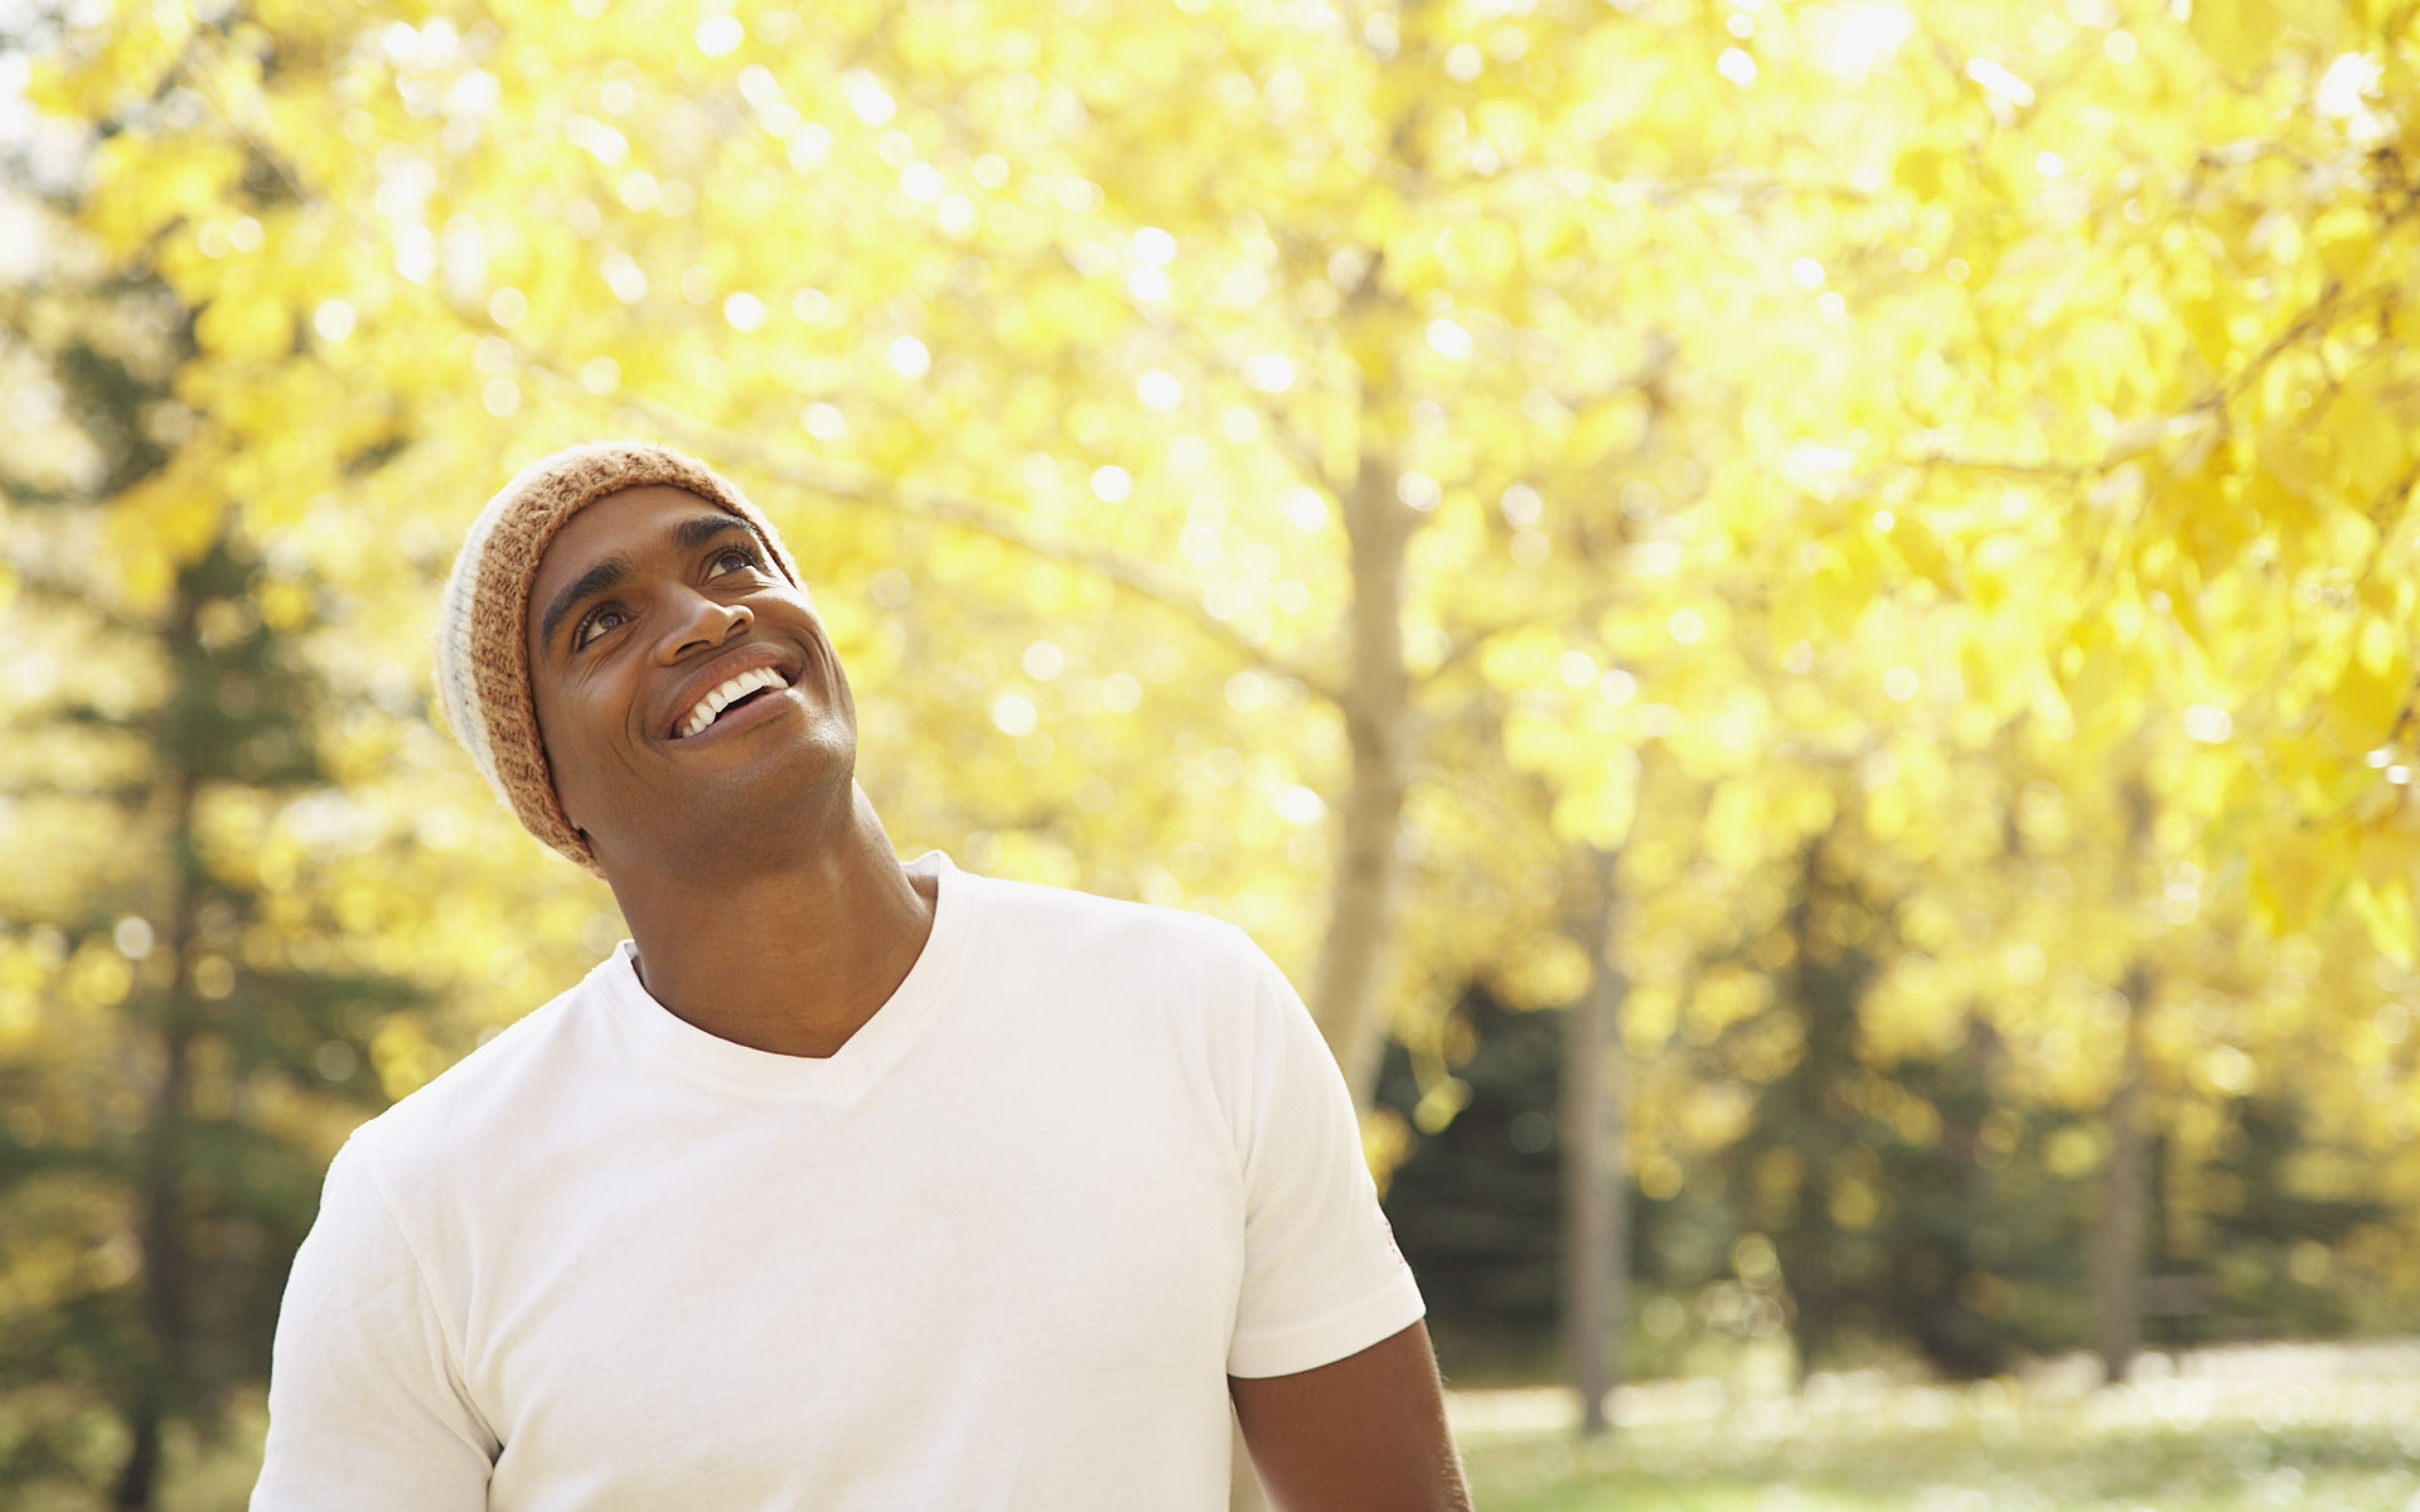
[672,665,793,740]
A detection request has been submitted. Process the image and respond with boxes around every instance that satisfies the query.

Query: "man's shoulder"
[341,969,606,1181]
[960,868,1265,970]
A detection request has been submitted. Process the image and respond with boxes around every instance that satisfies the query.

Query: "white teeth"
[676,667,787,738]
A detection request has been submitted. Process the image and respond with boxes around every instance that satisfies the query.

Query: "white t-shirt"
[252,853,1422,1511]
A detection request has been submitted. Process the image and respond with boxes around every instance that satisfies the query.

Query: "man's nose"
[657,590,752,662]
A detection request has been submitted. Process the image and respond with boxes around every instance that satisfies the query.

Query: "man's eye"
[575,607,627,647]
[708,546,759,576]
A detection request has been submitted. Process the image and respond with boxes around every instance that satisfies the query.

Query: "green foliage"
[1383,830,2418,1384]
[1696,841,2090,1378]
[0,113,417,1506]
[0,520,421,1501]
[1374,989,1565,1377]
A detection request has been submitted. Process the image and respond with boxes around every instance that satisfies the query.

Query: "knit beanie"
[434,441,804,873]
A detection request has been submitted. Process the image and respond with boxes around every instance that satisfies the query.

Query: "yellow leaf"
[2311,208,2378,284]
[2250,828,2322,933]
[1437,220,1518,288]
[1567,392,1648,466]
[1771,575,1822,653]
[2190,0,2281,83]
[1811,558,1864,636]
[2325,636,2410,748]
[2180,288,2237,371]
[1886,513,1957,595]
[1552,782,1637,852]
[2348,875,2417,963]
[1959,633,2026,713]
[1894,147,1948,198]
[1494,932,1592,1009]
[2321,370,2407,503]
[194,289,296,364]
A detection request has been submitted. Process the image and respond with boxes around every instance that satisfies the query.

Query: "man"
[253,442,1470,1510]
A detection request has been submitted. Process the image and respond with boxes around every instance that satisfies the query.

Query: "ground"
[1452,1341,2420,1511]
[20,1339,2420,1508]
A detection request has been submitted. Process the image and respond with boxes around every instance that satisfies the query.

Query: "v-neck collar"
[589,851,974,1104]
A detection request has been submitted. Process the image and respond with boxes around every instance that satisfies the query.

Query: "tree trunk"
[110,1391,161,1512]
[1563,845,1626,1435]
[2094,963,2152,1385]
[117,593,203,1511]
[1255,282,1413,1512]
[1308,447,1415,1110]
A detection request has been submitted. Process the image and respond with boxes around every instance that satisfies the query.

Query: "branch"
[1894,277,2399,492]
[1123,301,1344,498]
[1899,450,2094,479]
[1418,617,1528,688]
[2213,282,2393,409]
[170,38,311,207]
[0,779,157,806]
[548,372,1344,704]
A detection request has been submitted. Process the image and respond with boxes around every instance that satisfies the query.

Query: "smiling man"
[250,442,1470,1511]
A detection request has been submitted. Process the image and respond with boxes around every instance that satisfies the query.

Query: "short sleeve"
[251,1140,497,1512]
[1225,947,1426,1379]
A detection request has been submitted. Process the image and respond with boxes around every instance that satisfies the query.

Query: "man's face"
[525,484,854,869]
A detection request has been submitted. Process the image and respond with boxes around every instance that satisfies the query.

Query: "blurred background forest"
[6,0,2420,1506]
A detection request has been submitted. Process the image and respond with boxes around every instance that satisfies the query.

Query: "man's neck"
[604,788,939,1059]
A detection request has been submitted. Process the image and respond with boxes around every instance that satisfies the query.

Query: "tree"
[23,0,2420,1492]
[0,217,419,1507]
[29,0,1793,1125]
[1559,845,1626,1433]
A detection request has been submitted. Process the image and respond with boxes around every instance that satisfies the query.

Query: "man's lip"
[659,645,803,742]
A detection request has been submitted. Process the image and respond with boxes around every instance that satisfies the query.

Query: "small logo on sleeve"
[1377,1207,1407,1268]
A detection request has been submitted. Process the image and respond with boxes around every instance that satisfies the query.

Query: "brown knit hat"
[434,442,804,873]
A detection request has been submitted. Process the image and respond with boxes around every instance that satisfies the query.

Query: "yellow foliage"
[13,0,2420,1366]
[1492,934,1591,1012]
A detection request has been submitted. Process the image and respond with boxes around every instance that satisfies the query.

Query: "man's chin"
[602,752,856,873]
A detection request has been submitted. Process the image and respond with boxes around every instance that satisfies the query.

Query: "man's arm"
[1230,1320,1472,1512]
[252,1141,494,1511]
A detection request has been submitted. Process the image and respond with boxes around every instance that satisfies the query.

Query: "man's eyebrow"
[538,556,631,653]
[537,516,761,654]
[671,513,752,552]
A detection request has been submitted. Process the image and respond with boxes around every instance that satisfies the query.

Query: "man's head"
[436,442,852,876]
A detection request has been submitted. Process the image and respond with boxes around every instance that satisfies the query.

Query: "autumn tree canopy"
[6,0,2420,1500]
